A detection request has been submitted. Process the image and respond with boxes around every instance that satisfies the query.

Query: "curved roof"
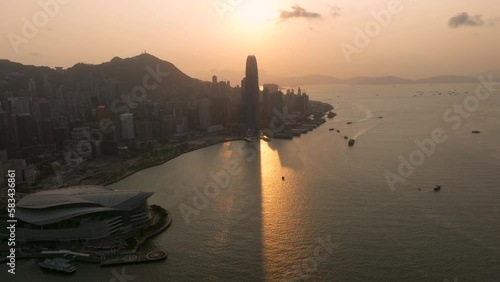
[17,206,117,225]
[16,185,153,225]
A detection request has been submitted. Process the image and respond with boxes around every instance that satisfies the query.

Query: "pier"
[100,250,167,267]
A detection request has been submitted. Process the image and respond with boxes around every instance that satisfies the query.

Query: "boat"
[433,184,441,191]
[344,136,348,140]
[471,130,481,134]
[346,121,352,124]
[100,250,167,266]
[329,128,335,131]
[39,257,76,273]
[348,139,355,146]
[327,112,337,118]
[378,116,383,119]
[336,130,340,132]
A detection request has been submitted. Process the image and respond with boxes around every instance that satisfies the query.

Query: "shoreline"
[97,137,247,187]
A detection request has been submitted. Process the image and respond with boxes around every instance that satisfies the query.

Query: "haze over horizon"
[2,0,500,84]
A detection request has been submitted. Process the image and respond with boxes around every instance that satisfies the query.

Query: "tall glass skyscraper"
[243,55,259,136]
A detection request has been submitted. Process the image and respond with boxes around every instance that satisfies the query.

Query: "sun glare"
[240,0,275,26]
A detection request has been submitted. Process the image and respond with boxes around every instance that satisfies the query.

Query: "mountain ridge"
[0,54,486,87]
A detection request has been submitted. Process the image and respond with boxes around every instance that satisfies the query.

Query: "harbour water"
[4,83,500,281]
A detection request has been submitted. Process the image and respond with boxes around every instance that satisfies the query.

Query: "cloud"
[449,12,485,28]
[278,5,321,23]
[487,17,500,26]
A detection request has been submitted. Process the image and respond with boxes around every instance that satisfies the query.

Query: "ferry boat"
[39,257,76,273]
[327,111,337,118]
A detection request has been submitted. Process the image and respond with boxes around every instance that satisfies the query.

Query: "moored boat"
[39,257,76,273]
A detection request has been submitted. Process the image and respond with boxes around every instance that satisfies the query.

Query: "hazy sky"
[1,0,500,82]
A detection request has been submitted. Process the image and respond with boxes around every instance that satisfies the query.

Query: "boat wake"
[354,102,373,123]
[351,124,378,139]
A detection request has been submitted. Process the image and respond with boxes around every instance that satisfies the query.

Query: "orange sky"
[1,0,500,82]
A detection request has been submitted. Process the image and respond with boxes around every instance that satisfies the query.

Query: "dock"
[100,250,167,267]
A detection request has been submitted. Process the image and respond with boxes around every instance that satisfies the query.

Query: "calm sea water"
[4,83,500,281]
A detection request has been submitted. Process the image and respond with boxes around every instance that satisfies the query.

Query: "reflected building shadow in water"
[215,140,264,280]
[266,139,305,170]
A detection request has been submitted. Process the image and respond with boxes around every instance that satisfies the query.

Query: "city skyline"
[0,51,333,188]
[2,0,500,84]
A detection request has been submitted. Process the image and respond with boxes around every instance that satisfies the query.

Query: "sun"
[240,0,275,25]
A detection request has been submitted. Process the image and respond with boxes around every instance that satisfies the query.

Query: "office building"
[242,55,260,135]
[121,113,135,140]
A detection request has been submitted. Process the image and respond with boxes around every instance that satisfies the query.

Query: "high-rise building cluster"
[0,55,312,187]
[0,67,239,183]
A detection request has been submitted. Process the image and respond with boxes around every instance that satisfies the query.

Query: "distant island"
[200,70,487,87]
[226,73,480,87]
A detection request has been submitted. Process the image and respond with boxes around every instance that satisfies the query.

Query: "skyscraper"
[121,113,135,140]
[198,99,211,130]
[243,55,259,136]
[71,126,92,159]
